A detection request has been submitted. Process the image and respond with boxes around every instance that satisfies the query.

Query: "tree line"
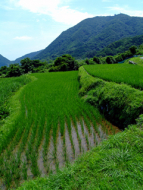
[0,58,50,77]
[0,45,142,77]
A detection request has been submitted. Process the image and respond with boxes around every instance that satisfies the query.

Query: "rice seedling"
[0,71,116,189]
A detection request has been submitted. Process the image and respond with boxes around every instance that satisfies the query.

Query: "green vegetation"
[49,54,78,72]
[0,71,115,189]
[79,66,143,128]
[15,64,143,190]
[124,56,143,66]
[17,121,143,190]
[0,75,32,120]
[83,64,143,90]
[0,58,51,78]
[33,14,143,60]
[95,35,143,57]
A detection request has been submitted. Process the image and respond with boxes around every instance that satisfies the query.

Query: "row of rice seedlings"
[0,71,120,188]
[71,115,82,153]
[66,114,75,157]
[0,118,30,188]
[0,114,24,155]
[63,133,67,163]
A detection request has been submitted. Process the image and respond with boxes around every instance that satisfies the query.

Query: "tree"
[51,54,77,72]
[106,56,116,64]
[129,45,137,54]
[0,66,8,75]
[6,64,22,77]
[93,56,101,64]
[20,58,33,73]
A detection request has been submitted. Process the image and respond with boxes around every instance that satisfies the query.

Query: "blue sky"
[1,0,143,61]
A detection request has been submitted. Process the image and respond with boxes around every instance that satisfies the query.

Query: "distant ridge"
[12,49,43,64]
[33,14,143,60]
[0,54,11,67]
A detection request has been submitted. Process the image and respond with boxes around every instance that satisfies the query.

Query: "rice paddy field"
[83,64,143,90]
[0,71,119,189]
[0,75,31,122]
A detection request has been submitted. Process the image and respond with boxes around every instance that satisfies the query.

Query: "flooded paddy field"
[0,71,120,189]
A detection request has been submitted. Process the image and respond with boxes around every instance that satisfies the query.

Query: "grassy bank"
[79,66,143,128]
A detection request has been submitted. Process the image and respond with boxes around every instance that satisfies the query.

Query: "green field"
[84,64,143,90]
[0,72,117,189]
[0,75,31,121]
[15,68,143,190]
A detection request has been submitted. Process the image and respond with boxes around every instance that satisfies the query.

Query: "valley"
[0,13,143,190]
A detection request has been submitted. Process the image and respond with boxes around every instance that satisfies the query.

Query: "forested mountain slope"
[33,14,143,60]
[92,34,143,57]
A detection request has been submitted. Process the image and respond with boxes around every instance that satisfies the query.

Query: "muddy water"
[64,125,74,162]
[71,124,80,157]
[47,135,56,173]
[36,118,120,177]
[77,122,87,153]
[56,130,65,169]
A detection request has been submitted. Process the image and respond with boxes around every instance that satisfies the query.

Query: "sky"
[1,0,143,61]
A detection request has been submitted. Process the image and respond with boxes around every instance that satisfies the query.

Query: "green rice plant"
[85,134,90,150]
[0,71,110,188]
[84,64,143,90]
[66,115,75,157]
[22,161,27,180]
[63,134,67,162]
[79,117,84,134]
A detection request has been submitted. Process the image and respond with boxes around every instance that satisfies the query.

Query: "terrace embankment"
[79,66,143,129]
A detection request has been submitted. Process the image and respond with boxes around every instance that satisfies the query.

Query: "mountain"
[0,54,11,67]
[33,14,143,60]
[87,34,143,57]
[12,49,43,64]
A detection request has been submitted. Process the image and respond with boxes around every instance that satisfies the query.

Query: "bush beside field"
[79,66,143,128]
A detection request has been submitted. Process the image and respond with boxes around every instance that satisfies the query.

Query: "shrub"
[50,54,78,72]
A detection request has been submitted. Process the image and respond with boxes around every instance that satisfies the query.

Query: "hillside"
[33,14,143,60]
[0,54,11,67]
[92,34,143,57]
[12,49,43,64]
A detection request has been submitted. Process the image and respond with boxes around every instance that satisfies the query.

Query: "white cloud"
[15,0,93,25]
[108,5,143,17]
[14,36,33,40]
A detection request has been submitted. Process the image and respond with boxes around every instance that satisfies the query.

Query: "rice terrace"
[0,71,119,189]
[1,14,143,190]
